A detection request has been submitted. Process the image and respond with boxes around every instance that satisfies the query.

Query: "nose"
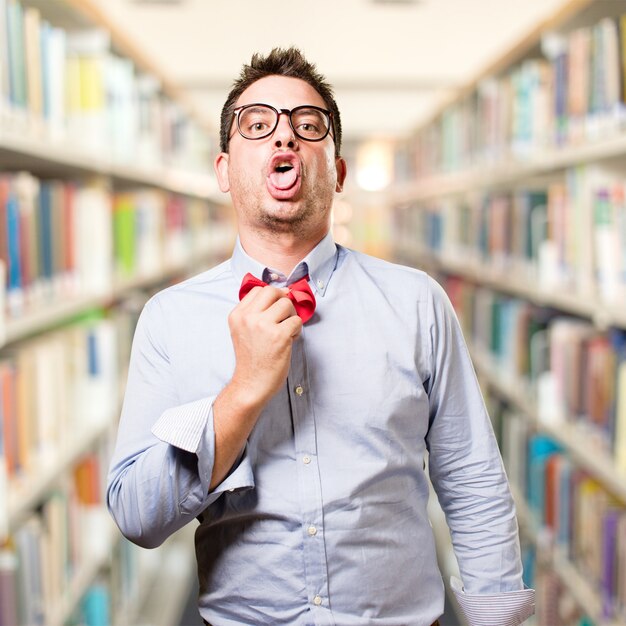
[274,111,298,149]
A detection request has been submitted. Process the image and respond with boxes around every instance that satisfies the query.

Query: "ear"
[214,152,231,193]
[335,156,347,193]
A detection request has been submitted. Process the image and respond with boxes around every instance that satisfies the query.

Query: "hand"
[210,285,302,489]
[228,284,303,408]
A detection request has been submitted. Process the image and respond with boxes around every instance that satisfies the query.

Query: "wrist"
[216,376,267,425]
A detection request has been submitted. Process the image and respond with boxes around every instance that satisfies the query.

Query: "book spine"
[5,180,22,316]
[81,581,110,626]
[6,0,26,110]
[0,546,18,626]
[0,0,8,111]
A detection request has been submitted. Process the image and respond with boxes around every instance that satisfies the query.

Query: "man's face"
[214,75,346,240]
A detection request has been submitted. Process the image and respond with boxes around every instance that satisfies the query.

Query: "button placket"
[288,333,330,619]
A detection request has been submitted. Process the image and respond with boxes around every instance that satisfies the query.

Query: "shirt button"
[316,280,324,289]
[302,455,311,464]
[270,272,279,280]
[307,525,317,536]
[295,385,304,396]
[313,595,322,606]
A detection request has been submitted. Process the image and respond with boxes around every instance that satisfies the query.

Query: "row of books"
[505,419,626,623]
[394,12,626,179]
[521,542,594,626]
[0,171,230,323]
[442,276,626,469]
[0,310,134,492]
[485,395,622,626]
[0,0,210,170]
[393,166,626,303]
[0,300,147,625]
[2,459,190,626]
[0,449,111,626]
[0,449,163,626]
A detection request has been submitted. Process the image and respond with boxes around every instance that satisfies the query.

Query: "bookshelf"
[468,344,626,503]
[6,410,110,532]
[0,0,232,624]
[392,0,626,623]
[512,485,624,626]
[0,126,219,197]
[393,132,626,204]
[107,524,196,626]
[395,248,626,329]
[47,517,119,626]
[2,247,225,346]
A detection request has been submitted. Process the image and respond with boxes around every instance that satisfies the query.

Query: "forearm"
[430,453,535,624]
[208,283,302,489]
[108,394,255,548]
[211,380,265,489]
[431,453,523,592]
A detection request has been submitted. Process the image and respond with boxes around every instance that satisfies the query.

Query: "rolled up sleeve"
[107,295,253,549]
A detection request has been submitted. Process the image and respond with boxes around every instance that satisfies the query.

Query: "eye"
[238,106,276,137]
[297,121,321,133]
[292,108,328,138]
[244,117,271,134]
[250,121,269,132]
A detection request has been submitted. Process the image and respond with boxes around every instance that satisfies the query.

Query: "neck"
[239,227,328,276]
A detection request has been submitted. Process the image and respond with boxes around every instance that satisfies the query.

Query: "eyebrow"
[242,105,273,112]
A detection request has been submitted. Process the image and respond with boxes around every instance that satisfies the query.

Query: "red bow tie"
[239,273,316,323]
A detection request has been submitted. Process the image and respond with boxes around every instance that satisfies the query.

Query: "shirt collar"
[230,231,338,297]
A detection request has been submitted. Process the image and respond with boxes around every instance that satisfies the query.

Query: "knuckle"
[278,299,294,316]
[228,309,238,327]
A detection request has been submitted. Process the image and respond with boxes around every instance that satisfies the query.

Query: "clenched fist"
[210,284,302,489]
[229,283,303,405]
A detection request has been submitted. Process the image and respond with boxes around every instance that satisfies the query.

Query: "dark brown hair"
[220,47,342,156]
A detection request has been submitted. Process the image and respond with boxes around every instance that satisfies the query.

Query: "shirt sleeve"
[106,295,254,549]
[451,576,535,626]
[424,277,534,619]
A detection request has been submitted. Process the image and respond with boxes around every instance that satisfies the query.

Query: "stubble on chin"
[244,189,333,241]
[233,164,336,240]
[257,200,314,235]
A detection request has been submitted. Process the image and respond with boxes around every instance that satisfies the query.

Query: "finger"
[239,284,287,312]
[264,296,297,323]
[281,314,303,338]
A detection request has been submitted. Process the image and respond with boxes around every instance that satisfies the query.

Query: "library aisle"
[1,0,625,625]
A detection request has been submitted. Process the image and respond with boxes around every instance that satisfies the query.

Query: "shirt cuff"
[151,396,255,504]
[152,396,214,453]
[450,576,535,626]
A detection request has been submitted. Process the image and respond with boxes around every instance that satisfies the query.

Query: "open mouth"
[267,153,300,194]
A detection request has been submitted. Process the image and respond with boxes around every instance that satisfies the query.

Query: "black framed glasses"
[231,103,334,143]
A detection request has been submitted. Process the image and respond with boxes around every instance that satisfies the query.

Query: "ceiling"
[89,0,572,142]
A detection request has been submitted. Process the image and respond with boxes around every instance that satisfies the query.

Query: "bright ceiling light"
[355,140,394,192]
[370,0,424,5]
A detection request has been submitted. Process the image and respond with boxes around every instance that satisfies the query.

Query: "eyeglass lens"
[238,105,330,141]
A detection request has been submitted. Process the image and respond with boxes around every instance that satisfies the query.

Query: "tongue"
[268,168,298,190]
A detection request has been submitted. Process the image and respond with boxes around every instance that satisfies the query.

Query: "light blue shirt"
[107,233,534,626]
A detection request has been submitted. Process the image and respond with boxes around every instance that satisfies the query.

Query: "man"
[107,47,534,626]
